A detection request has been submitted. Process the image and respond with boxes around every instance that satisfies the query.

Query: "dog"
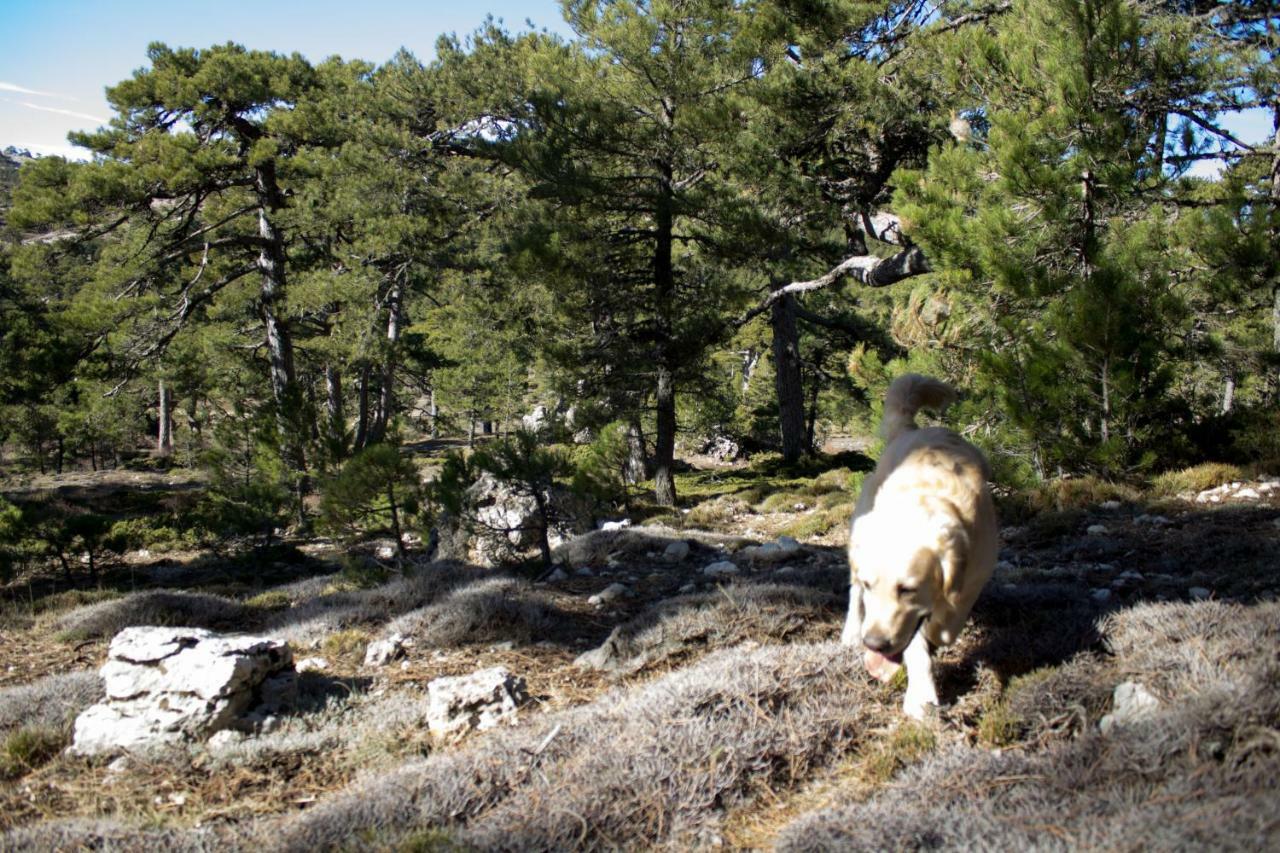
[841,374,998,719]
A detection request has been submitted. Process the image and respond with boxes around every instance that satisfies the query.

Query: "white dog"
[841,374,998,719]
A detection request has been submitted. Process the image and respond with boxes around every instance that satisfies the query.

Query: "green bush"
[320,444,424,557]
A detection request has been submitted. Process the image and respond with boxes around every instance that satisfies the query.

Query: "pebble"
[1188,586,1212,601]
[575,566,595,577]
[546,568,569,582]
[1134,514,1171,526]
[1086,524,1108,535]
[663,540,690,562]
[1090,588,1112,603]
[1099,500,1122,511]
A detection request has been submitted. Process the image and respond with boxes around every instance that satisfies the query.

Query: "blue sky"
[1,0,1272,175]
[0,0,569,158]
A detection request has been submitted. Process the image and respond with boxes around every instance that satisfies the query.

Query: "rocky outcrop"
[438,472,593,567]
[70,626,293,755]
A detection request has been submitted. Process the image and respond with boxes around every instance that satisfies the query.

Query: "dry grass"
[50,590,249,642]
[1150,462,1246,496]
[384,576,559,649]
[0,670,101,734]
[775,601,1280,852]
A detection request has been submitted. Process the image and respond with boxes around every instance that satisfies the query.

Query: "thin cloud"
[10,100,108,124]
[0,81,74,100]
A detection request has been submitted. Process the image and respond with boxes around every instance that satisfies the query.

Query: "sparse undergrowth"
[1,458,1277,849]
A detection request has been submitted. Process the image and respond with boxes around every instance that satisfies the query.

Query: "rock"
[588,583,630,606]
[662,540,691,563]
[106,755,134,774]
[364,634,408,667]
[545,568,569,582]
[574,566,595,577]
[426,667,528,738]
[1099,681,1161,734]
[1098,500,1122,511]
[678,583,698,594]
[488,640,517,653]
[436,472,594,568]
[599,519,632,532]
[700,435,741,461]
[71,627,292,756]
[521,404,553,435]
[1134,514,1171,526]
[1188,586,1212,601]
[1090,588,1112,603]
[1086,524,1109,535]
[703,560,740,577]
[776,535,801,553]
[774,566,797,576]
[295,657,329,673]
[207,729,246,751]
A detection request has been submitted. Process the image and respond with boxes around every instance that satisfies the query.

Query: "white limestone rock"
[71,626,292,756]
[426,667,528,738]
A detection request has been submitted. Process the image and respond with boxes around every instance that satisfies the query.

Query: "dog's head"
[848,499,967,658]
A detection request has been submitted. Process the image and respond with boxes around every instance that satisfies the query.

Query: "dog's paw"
[903,691,939,721]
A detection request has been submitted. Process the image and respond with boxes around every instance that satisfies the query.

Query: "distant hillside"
[0,147,31,228]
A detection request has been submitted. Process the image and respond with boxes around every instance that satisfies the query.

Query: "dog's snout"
[863,634,893,654]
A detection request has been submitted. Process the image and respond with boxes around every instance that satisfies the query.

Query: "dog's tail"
[881,374,957,442]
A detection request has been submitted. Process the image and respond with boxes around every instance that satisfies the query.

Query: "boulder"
[703,560,740,577]
[700,435,741,462]
[438,472,593,567]
[588,583,630,606]
[426,667,528,738]
[662,540,690,563]
[71,626,292,756]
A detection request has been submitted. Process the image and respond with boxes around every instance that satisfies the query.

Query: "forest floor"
[0,449,1278,850]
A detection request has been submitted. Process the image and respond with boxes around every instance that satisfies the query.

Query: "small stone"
[662,540,690,563]
[776,535,801,552]
[1099,500,1121,511]
[1134,514,1171,526]
[575,566,595,577]
[427,667,528,738]
[295,657,328,673]
[703,560,740,577]
[1235,487,1260,500]
[206,729,245,751]
[1090,588,1112,603]
[678,583,698,594]
[774,566,797,576]
[106,755,134,774]
[1188,586,1212,601]
[588,583,630,605]
[1086,524,1108,535]
[1100,681,1161,734]
[546,568,569,582]
[996,559,1014,572]
[364,634,408,667]
[489,641,516,652]
[600,519,632,532]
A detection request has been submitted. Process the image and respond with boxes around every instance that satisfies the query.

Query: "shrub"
[320,444,424,557]
[50,590,248,641]
[0,671,102,733]
[0,725,64,779]
[1150,462,1245,497]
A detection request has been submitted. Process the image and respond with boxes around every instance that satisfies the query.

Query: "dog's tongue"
[864,649,903,683]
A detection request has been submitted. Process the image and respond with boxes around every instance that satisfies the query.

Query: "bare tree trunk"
[369,280,403,446]
[1221,374,1236,415]
[740,348,761,395]
[157,379,174,458]
[624,420,649,484]
[429,386,439,440]
[654,363,677,506]
[254,161,307,524]
[354,364,370,450]
[325,365,345,455]
[1100,357,1111,444]
[805,365,821,452]
[771,288,807,464]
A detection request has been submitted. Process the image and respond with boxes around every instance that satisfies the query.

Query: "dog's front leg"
[840,584,862,646]
[902,627,938,720]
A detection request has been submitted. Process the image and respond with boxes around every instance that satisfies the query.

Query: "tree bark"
[368,280,403,446]
[771,289,808,463]
[624,420,649,484]
[1221,374,1235,415]
[653,363,677,506]
[325,364,345,454]
[429,386,439,440]
[156,379,174,457]
[253,161,307,523]
[354,364,370,450]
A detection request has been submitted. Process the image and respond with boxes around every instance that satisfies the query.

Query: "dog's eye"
[896,583,916,597]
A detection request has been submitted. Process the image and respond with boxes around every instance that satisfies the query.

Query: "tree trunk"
[325,365,345,455]
[354,364,370,450]
[156,379,174,457]
[624,420,649,484]
[254,161,307,524]
[805,365,821,452]
[429,387,439,440]
[771,289,808,464]
[369,280,403,446]
[482,421,493,435]
[1221,374,1236,415]
[653,364,677,506]
[652,147,678,507]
